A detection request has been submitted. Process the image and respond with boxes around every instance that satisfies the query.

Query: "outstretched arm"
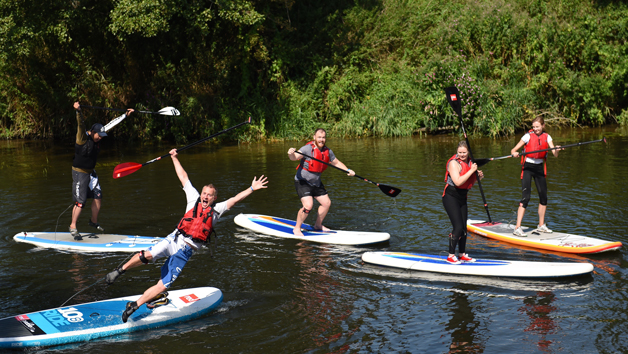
[169,149,189,187]
[330,158,356,176]
[225,175,269,210]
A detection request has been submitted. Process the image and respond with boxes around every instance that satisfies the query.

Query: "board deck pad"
[14,232,163,253]
[0,287,222,348]
[362,252,594,278]
[234,214,390,245]
[467,220,622,254]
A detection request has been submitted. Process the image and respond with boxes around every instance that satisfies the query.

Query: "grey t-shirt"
[294,144,336,187]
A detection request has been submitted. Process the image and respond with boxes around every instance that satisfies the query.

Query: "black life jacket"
[73,135,100,170]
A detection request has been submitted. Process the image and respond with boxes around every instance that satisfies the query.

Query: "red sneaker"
[459,254,476,263]
[446,255,461,264]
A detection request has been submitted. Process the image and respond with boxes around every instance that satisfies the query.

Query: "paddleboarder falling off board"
[442,141,484,264]
[105,149,268,323]
[287,128,355,236]
[510,117,562,237]
[69,102,134,240]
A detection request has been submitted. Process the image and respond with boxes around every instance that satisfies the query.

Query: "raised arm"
[169,149,189,187]
[225,175,269,210]
[74,102,87,145]
[287,147,304,161]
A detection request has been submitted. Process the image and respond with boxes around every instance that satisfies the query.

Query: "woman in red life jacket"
[287,128,355,236]
[442,141,483,264]
[510,117,562,237]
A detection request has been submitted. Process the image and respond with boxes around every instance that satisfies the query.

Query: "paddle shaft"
[143,119,252,166]
[294,150,368,182]
[293,150,400,197]
[80,105,173,115]
[499,137,605,161]
[445,87,493,223]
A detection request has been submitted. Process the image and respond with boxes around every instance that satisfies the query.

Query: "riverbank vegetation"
[1,0,626,141]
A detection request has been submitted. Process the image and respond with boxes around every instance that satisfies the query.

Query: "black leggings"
[520,162,547,208]
[442,185,468,255]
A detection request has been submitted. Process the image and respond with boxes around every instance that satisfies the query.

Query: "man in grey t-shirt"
[287,128,355,236]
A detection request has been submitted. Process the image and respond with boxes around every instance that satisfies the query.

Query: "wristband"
[250,186,254,191]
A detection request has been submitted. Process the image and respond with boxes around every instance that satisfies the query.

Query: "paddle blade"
[379,184,401,197]
[113,162,142,179]
[444,86,462,117]
[157,107,180,116]
[474,158,491,167]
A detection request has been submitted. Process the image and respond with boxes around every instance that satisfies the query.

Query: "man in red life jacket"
[105,148,268,323]
[287,128,355,236]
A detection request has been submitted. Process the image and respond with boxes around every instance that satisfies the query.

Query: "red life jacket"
[177,199,214,242]
[521,130,549,178]
[298,141,330,173]
[443,154,476,196]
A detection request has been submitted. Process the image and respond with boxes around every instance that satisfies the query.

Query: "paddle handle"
[81,105,175,115]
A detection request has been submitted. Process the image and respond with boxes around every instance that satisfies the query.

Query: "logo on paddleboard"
[450,94,457,101]
[41,307,84,326]
[180,294,200,303]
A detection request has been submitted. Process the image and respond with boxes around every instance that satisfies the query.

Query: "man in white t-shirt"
[105,148,268,322]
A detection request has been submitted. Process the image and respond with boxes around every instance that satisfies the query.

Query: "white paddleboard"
[362,251,594,278]
[467,220,622,254]
[0,287,222,348]
[13,232,162,253]
[234,214,390,246]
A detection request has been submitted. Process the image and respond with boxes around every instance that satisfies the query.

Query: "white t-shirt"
[179,179,229,247]
[521,132,553,164]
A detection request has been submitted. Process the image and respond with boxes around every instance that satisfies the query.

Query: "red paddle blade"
[379,184,401,197]
[113,162,142,179]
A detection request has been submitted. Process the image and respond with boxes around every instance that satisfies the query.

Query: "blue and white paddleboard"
[13,232,162,253]
[0,287,222,348]
[362,252,594,278]
[234,213,390,246]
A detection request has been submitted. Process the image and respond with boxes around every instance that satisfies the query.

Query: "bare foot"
[293,228,304,236]
[313,225,331,232]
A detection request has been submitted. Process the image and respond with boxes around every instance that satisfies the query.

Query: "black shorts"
[294,180,328,199]
[72,170,102,205]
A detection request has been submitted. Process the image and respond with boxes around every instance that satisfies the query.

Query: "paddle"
[444,86,493,223]
[292,150,401,197]
[473,137,607,167]
[113,117,252,179]
[81,105,181,116]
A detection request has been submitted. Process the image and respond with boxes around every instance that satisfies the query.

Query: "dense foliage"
[1,0,626,141]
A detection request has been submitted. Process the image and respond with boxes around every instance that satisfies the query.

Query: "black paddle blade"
[474,158,491,167]
[379,184,401,197]
[444,86,462,117]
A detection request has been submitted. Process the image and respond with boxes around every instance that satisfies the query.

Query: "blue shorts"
[148,231,197,288]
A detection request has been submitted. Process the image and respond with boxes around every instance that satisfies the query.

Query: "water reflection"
[446,286,485,354]
[293,243,353,353]
[519,291,558,352]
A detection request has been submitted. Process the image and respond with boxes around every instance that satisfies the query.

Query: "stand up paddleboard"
[13,232,163,253]
[0,287,222,348]
[362,252,594,278]
[234,214,390,246]
[467,220,622,254]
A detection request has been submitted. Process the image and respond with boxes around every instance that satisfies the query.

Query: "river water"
[1,126,627,353]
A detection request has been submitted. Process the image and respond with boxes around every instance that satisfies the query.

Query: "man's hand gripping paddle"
[292,150,401,197]
[113,117,252,179]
